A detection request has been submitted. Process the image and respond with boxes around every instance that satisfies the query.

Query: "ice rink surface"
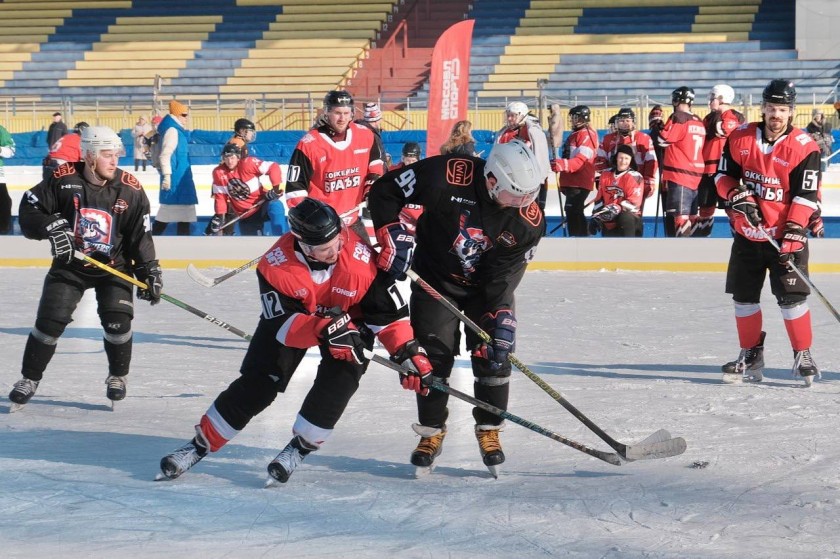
[2,267,840,558]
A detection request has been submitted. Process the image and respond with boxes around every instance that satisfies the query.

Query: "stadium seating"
[0,0,397,102]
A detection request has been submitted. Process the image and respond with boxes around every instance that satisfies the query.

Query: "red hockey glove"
[779,223,808,266]
[551,159,570,173]
[392,339,433,396]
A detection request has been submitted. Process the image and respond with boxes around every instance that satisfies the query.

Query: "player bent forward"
[158,198,433,483]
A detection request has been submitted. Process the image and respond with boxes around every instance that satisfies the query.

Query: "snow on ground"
[2,268,840,558]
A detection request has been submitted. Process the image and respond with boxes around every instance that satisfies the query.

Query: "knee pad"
[418,334,454,376]
[470,354,512,384]
[100,312,132,344]
[33,317,67,341]
[779,295,807,308]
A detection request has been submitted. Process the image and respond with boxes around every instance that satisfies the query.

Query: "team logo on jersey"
[446,158,473,186]
[520,202,543,227]
[265,247,288,266]
[294,288,308,298]
[53,163,76,179]
[77,207,113,255]
[449,210,492,277]
[121,171,141,190]
[497,231,517,247]
[112,199,128,214]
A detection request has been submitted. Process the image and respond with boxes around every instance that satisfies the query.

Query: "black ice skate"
[721,331,765,383]
[156,428,209,480]
[410,424,446,477]
[266,435,316,486]
[793,349,820,387]
[9,378,39,413]
[105,375,127,409]
[475,424,505,478]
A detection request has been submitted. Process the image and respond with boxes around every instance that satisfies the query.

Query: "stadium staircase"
[0,0,397,102]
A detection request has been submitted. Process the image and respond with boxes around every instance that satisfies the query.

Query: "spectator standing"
[551,105,599,236]
[153,100,197,236]
[47,112,68,149]
[652,87,706,237]
[589,144,644,237]
[286,90,385,239]
[8,126,161,410]
[0,121,14,234]
[805,108,833,172]
[206,143,283,236]
[132,116,152,172]
[695,84,745,237]
[496,102,551,210]
[594,107,658,236]
[715,79,822,386]
[440,120,477,156]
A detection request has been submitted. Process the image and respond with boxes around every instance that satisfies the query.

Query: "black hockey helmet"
[402,142,421,158]
[234,118,255,132]
[74,121,89,133]
[221,142,242,158]
[323,90,354,111]
[288,198,342,246]
[671,86,695,106]
[616,107,635,121]
[762,79,796,106]
[569,105,591,122]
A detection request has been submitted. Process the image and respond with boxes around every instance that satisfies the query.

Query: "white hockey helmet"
[484,139,542,208]
[81,126,124,158]
[505,101,530,128]
[709,84,735,104]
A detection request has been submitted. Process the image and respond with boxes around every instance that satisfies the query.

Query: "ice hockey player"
[9,126,160,411]
[715,79,822,386]
[368,139,545,477]
[158,198,433,483]
[589,144,645,237]
[496,101,551,210]
[551,105,599,236]
[228,118,257,157]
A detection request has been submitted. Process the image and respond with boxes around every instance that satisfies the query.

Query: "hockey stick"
[405,268,686,461]
[75,253,254,341]
[211,198,267,235]
[758,226,840,324]
[187,204,366,288]
[653,185,662,237]
[366,351,623,465]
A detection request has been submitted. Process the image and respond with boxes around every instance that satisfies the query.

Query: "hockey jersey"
[702,108,745,173]
[211,155,282,215]
[657,110,706,189]
[554,126,599,191]
[594,130,658,197]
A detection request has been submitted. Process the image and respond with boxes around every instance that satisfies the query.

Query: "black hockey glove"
[205,214,225,235]
[779,223,807,266]
[320,312,366,365]
[375,222,415,281]
[45,215,75,264]
[474,310,517,369]
[263,186,282,202]
[728,185,762,228]
[392,339,433,396]
[135,260,163,305]
[227,178,251,201]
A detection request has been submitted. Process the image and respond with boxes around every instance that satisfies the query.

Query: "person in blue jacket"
[152,100,198,235]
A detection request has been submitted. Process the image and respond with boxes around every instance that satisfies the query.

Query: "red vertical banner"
[427,19,474,156]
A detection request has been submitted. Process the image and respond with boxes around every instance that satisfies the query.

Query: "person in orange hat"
[152,100,197,235]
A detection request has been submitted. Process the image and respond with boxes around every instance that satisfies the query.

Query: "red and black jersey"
[657,110,706,189]
[556,126,599,190]
[369,153,544,313]
[48,133,82,163]
[286,123,385,224]
[595,130,658,197]
[255,228,413,355]
[18,162,156,275]
[211,155,282,215]
[702,108,745,173]
[597,169,645,215]
[715,122,821,240]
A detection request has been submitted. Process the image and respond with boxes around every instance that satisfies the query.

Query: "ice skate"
[410,424,446,477]
[156,428,209,480]
[266,435,315,486]
[105,375,126,409]
[8,378,39,413]
[793,349,819,387]
[475,424,505,478]
[721,332,765,383]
